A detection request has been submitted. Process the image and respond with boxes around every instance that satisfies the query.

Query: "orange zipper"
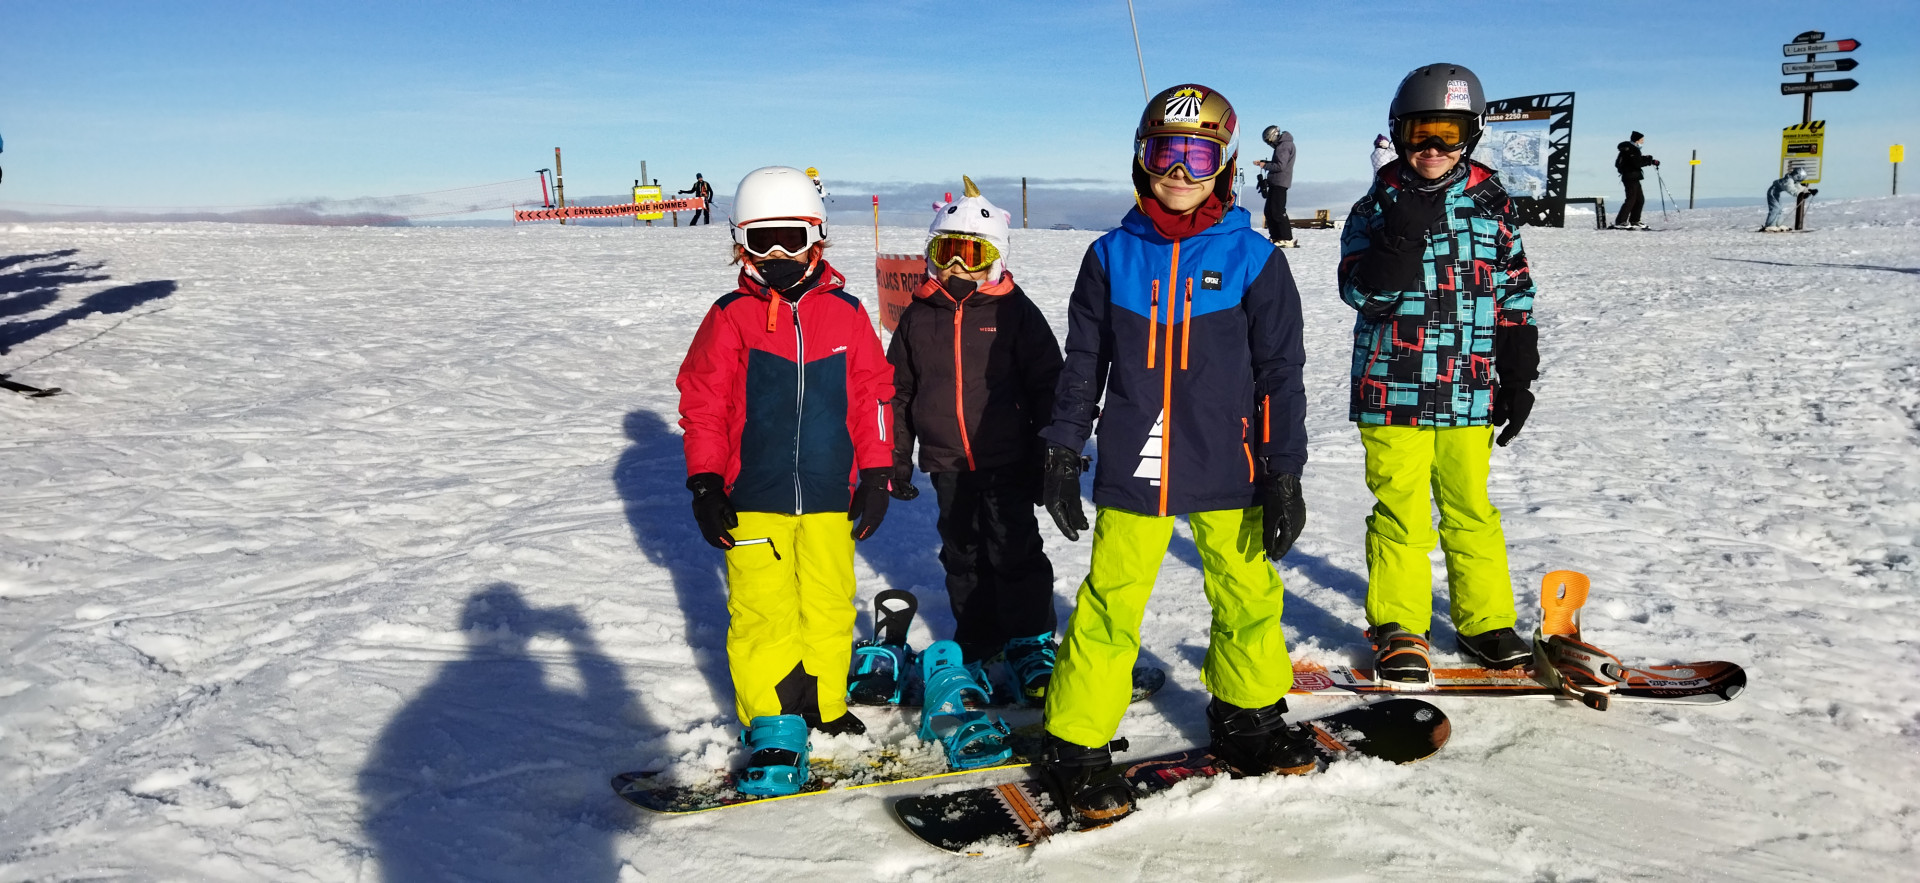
[1158,241,1181,516]
[1180,277,1193,370]
[953,304,975,470]
[1146,279,1159,368]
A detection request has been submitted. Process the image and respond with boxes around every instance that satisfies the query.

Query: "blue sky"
[1,1,1914,222]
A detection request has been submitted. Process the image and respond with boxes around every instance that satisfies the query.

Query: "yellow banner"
[634,185,665,220]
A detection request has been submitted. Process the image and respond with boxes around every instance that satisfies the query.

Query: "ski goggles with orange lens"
[734,221,823,257]
[1137,134,1228,180]
[925,233,1000,271]
[1395,116,1476,154]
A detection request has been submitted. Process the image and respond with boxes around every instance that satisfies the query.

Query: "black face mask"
[941,276,979,300]
[756,258,810,295]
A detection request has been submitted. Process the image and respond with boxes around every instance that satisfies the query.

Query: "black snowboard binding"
[1033,732,1135,825]
[1206,697,1319,777]
[847,589,918,706]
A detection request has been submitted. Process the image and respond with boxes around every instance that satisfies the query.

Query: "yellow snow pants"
[1359,424,1517,637]
[724,511,857,725]
[1045,506,1293,748]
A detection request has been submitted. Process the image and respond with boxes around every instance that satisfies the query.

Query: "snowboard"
[615,727,1046,815]
[892,698,1449,854]
[1288,659,1746,706]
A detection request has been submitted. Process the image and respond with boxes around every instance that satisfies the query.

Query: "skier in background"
[679,173,715,225]
[675,166,894,796]
[1254,126,1296,247]
[887,176,1064,705]
[804,166,831,203]
[1338,63,1540,688]
[1370,134,1396,174]
[1035,83,1313,824]
[1761,168,1816,232]
[1612,132,1659,230]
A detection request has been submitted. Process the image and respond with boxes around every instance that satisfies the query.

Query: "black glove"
[849,467,891,540]
[1259,471,1306,561]
[1354,188,1441,295]
[888,464,919,501]
[1492,325,1539,447]
[687,472,737,550]
[1806,189,1818,197]
[1040,444,1090,541]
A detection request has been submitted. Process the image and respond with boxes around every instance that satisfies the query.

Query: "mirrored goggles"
[926,233,1000,272]
[1396,116,1475,154]
[734,221,823,257]
[1137,134,1227,180]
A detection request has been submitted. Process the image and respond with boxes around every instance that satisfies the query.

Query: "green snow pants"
[1044,506,1293,748]
[1359,424,1517,637]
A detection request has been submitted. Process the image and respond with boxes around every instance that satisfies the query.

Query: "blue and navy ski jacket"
[1337,160,1536,427]
[1040,204,1307,518]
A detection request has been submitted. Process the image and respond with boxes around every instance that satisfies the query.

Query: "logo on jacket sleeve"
[1201,271,1222,290]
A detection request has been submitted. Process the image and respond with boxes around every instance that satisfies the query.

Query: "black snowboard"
[892,698,1450,854]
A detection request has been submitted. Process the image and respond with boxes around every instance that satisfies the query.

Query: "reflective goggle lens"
[742,225,814,256]
[926,234,1000,271]
[1399,117,1470,153]
[1138,134,1225,180]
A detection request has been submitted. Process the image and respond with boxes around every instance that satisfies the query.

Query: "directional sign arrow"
[1784,58,1859,74]
[1783,39,1860,56]
[1781,78,1859,95]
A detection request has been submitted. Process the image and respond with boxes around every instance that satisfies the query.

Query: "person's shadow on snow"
[358,583,643,883]
[614,410,733,715]
[0,249,177,354]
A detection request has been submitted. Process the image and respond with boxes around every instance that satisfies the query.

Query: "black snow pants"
[688,206,711,225]
[1263,185,1292,242]
[930,465,1058,663]
[1615,178,1646,227]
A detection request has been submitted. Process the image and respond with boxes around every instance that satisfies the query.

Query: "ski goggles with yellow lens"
[926,233,1001,271]
[1394,115,1477,154]
[1137,134,1228,180]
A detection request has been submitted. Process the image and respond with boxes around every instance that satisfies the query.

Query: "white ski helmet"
[730,166,829,255]
[926,176,1012,281]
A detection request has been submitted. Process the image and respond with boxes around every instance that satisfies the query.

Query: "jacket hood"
[1278,131,1294,146]
[1118,203,1254,244]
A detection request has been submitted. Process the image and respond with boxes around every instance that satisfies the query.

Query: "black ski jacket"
[1615,141,1656,181]
[889,275,1062,475]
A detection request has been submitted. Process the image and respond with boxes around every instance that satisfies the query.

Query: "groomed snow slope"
[2,197,1916,882]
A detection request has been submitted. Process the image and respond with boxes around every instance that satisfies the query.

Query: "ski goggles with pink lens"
[1137,134,1228,180]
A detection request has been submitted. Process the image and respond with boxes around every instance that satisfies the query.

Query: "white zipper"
[790,298,804,515]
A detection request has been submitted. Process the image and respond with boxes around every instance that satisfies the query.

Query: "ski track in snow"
[0,199,1915,881]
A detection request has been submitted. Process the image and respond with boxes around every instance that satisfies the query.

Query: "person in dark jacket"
[888,177,1064,705]
[1339,63,1540,687]
[1254,126,1297,246]
[1032,83,1315,825]
[679,173,715,225]
[1612,133,1659,229]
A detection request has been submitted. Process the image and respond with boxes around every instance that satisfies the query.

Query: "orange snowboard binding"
[1532,570,1627,710]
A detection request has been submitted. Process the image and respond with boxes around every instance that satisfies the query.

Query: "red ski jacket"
[677,261,893,515]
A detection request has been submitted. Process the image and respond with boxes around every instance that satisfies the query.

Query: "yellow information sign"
[1894,145,1906,164]
[634,185,665,220]
[1781,121,1825,183]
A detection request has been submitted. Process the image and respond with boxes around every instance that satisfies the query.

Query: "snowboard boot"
[1205,697,1319,777]
[1002,631,1058,708]
[737,714,811,797]
[1366,623,1434,689]
[1034,732,1135,825]
[1457,627,1531,669]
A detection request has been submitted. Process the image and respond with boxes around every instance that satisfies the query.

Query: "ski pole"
[1655,166,1670,222]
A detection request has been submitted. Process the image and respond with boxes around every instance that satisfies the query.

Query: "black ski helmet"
[1262,125,1282,146]
[1388,63,1485,154]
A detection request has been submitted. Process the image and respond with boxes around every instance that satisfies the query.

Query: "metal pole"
[1895,162,1900,196]
[1022,177,1029,228]
[1688,149,1697,209]
[1795,50,1813,231]
[555,147,567,226]
[1126,0,1149,100]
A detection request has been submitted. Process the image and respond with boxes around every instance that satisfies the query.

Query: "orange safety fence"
[515,198,705,222]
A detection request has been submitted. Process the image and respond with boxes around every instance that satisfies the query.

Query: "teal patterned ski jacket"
[1337,159,1536,426]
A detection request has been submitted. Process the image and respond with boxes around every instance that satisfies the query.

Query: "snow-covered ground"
[2,197,1916,882]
